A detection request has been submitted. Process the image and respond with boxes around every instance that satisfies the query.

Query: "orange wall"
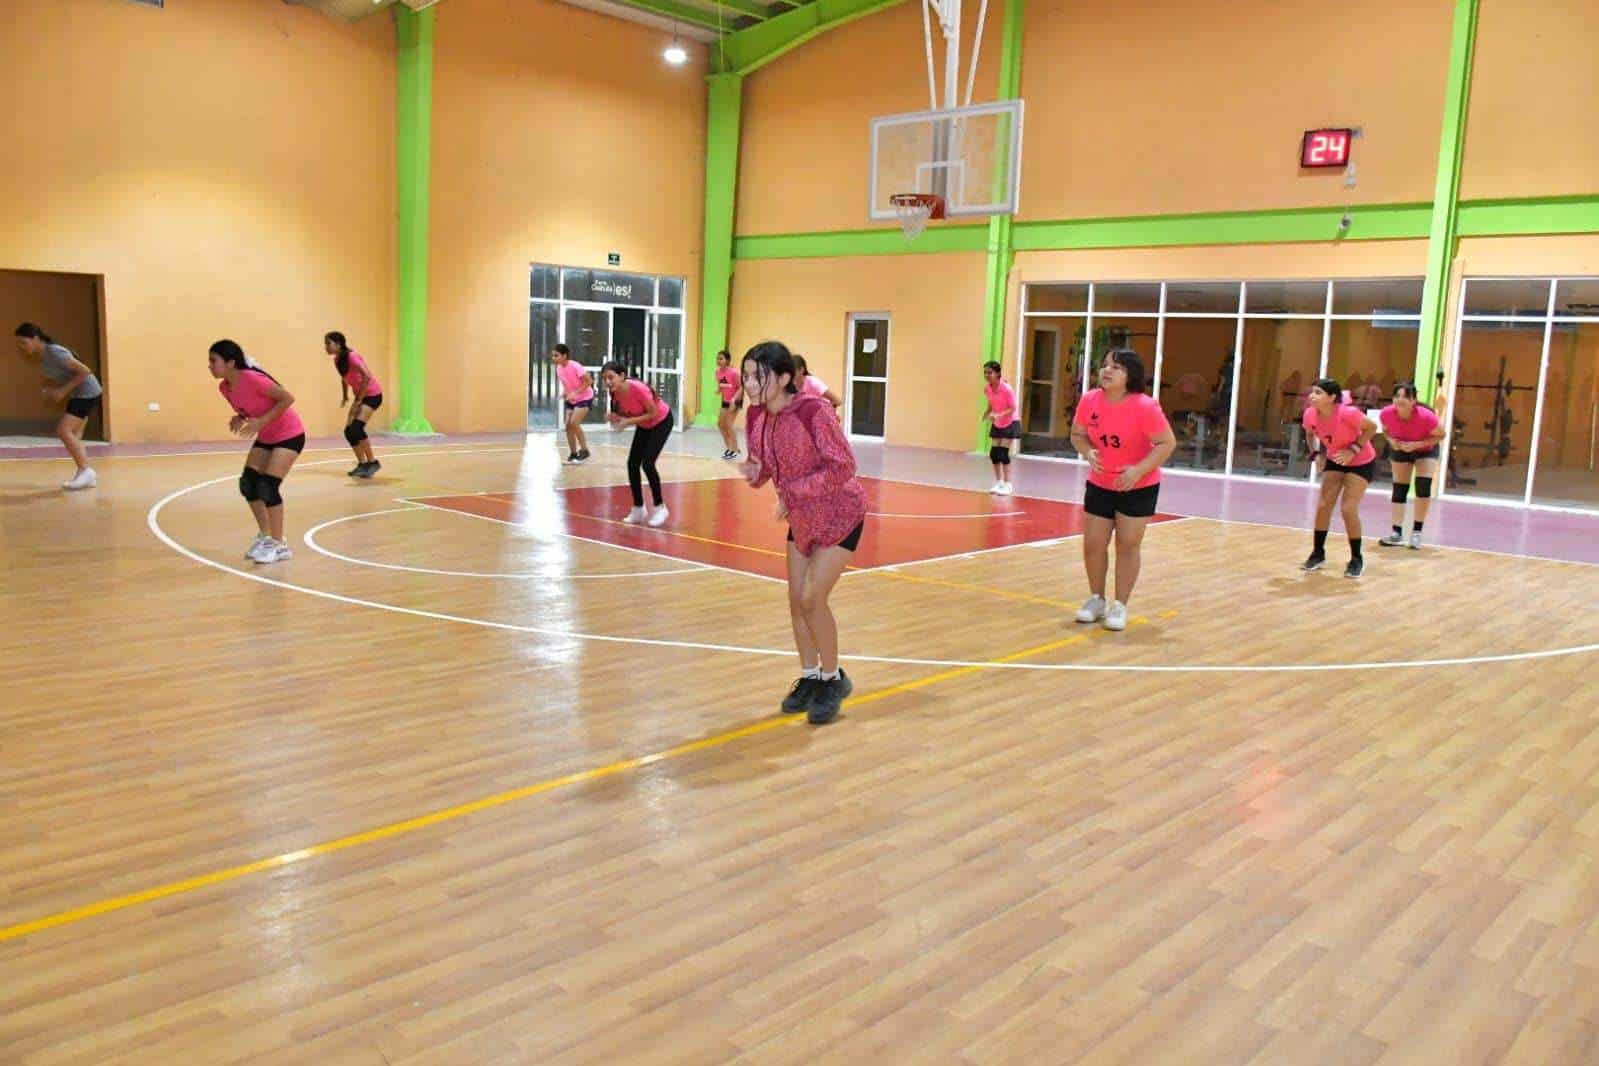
[727,253,988,450]
[1462,0,1599,200]
[0,0,395,443]
[427,0,707,433]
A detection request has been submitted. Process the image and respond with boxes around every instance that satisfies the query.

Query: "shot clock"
[1301,128,1353,169]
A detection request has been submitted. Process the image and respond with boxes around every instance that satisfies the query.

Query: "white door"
[846,314,889,438]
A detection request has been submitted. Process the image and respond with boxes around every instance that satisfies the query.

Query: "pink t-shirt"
[221,368,305,445]
[1073,389,1171,491]
[985,379,1018,428]
[716,366,741,403]
[1378,403,1441,445]
[612,378,670,429]
[557,360,595,403]
[1303,404,1377,465]
[339,351,382,398]
[802,375,830,399]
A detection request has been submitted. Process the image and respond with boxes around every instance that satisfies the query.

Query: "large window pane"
[1327,318,1418,410]
[1231,318,1324,478]
[1246,281,1327,315]
[1462,278,1550,318]
[657,277,684,309]
[1026,283,1089,313]
[1019,320,1075,455]
[1164,282,1240,315]
[850,380,886,437]
[1086,317,1158,392]
[1159,317,1236,471]
[1093,283,1160,314]
[1530,321,1599,509]
[528,301,561,429]
[649,313,682,374]
[1445,321,1543,500]
[1333,278,1422,315]
[1554,278,1599,319]
[852,318,888,378]
[531,264,560,301]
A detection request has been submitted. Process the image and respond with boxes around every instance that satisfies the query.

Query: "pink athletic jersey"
[339,351,382,398]
[557,360,595,403]
[716,366,741,403]
[612,378,670,429]
[221,368,305,445]
[802,375,830,399]
[985,379,1018,428]
[1073,389,1172,491]
[1378,403,1440,445]
[746,393,867,555]
[1303,403,1377,465]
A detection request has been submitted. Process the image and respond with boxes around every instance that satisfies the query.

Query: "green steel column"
[976,0,1024,451]
[696,72,745,427]
[393,6,436,435]
[1415,0,1479,403]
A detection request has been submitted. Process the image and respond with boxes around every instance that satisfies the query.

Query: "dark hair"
[600,360,628,379]
[325,331,352,400]
[15,322,54,345]
[209,339,278,382]
[1102,348,1148,394]
[742,341,799,397]
[716,349,731,365]
[552,343,571,357]
[982,360,1002,374]
[1393,381,1419,400]
[792,354,810,376]
[1311,377,1342,400]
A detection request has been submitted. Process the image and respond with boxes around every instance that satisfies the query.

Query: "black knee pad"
[257,474,284,507]
[1415,476,1433,499]
[239,466,261,501]
[344,421,367,445]
[989,445,1005,464]
[1391,482,1410,505]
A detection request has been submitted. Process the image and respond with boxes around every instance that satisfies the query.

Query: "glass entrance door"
[846,314,889,437]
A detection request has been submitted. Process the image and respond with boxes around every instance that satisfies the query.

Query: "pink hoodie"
[746,392,867,554]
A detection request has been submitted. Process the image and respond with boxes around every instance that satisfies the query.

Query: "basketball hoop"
[890,192,945,241]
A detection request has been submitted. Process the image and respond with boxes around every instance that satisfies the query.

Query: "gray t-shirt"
[39,343,103,399]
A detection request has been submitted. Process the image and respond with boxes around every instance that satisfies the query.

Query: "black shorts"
[254,433,306,454]
[787,520,865,554]
[1386,444,1438,464]
[64,394,101,419]
[1083,481,1160,519]
[564,399,593,412]
[356,393,383,412]
[1323,457,1377,482]
[989,422,1022,440]
[721,401,732,410]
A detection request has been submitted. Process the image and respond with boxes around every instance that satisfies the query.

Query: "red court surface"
[408,477,1179,579]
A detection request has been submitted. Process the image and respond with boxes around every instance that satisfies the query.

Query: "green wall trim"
[1457,194,1599,237]
[695,73,746,428]
[711,0,907,75]
[1014,203,1434,250]
[734,225,989,259]
[1416,0,1480,401]
[393,6,435,435]
[977,0,1025,452]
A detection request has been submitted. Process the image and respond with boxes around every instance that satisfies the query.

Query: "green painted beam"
[1014,203,1433,251]
[977,0,1025,453]
[1457,194,1599,237]
[735,224,988,258]
[609,0,727,32]
[705,0,776,20]
[1415,0,1480,402]
[695,73,745,428]
[711,0,906,74]
[393,5,434,435]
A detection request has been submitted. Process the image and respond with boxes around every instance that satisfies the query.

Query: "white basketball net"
[893,197,936,241]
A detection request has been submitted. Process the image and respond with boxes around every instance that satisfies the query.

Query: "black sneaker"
[356,460,380,479]
[1345,556,1364,579]
[574,450,591,463]
[347,463,364,477]
[807,670,852,725]
[565,452,579,464]
[780,676,821,714]
[1300,551,1326,572]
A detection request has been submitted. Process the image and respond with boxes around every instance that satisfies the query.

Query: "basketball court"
[6,0,1599,1062]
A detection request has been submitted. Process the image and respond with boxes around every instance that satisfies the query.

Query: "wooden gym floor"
[3,434,1599,1064]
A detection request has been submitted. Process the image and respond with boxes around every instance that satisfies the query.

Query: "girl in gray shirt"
[14,322,101,490]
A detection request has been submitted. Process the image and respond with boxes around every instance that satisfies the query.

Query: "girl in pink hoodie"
[740,341,867,726]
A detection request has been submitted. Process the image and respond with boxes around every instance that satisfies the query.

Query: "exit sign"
[608,252,621,266]
[1301,128,1353,168]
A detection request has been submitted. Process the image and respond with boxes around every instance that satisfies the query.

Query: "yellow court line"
[0,616,1168,946]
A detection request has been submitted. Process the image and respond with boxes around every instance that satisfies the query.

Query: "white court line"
[147,459,1599,673]
[302,507,714,581]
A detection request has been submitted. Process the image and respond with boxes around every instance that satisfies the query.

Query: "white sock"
[821,669,840,681]
[802,665,822,679]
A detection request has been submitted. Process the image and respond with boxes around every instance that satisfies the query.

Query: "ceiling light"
[664,40,687,65]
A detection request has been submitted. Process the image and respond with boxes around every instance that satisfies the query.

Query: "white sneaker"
[989,481,1004,495]
[62,468,97,491]
[997,482,1014,496]
[245,533,270,559]
[622,506,648,524]
[1408,531,1423,550]
[647,505,670,528]
[1103,601,1128,631]
[252,539,292,565]
[1075,595,1107,623]
[247,538,278,563]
